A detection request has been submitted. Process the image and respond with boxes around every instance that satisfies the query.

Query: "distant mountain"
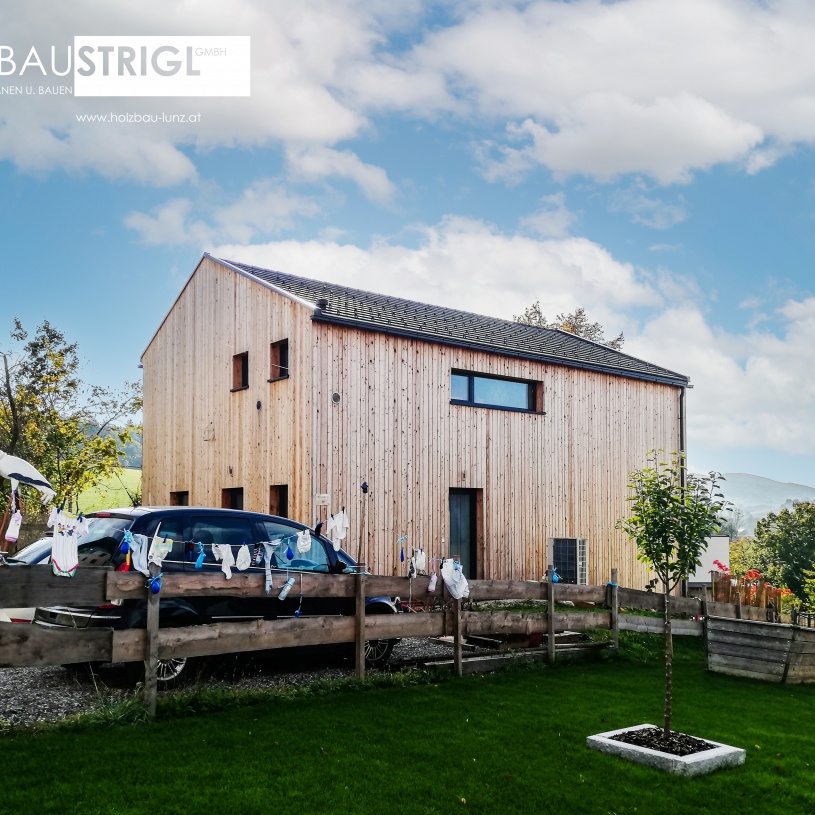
[715,473,815,535]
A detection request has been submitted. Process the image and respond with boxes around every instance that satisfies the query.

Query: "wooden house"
[141,253,688,588]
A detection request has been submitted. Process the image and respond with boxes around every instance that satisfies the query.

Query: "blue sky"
[2,0,815,486]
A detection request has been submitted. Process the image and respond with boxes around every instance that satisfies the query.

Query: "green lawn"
[1,637,813,815]
[77,467,141,513]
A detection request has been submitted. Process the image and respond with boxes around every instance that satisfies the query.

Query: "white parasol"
[0,449,56,505]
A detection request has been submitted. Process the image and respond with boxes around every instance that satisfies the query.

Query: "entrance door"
[449,489,478,579]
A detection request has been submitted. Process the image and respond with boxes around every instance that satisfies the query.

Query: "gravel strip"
[0,637,462,728]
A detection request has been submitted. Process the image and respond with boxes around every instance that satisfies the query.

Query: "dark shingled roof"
[219,257,688,387]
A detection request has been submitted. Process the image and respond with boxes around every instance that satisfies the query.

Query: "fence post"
[144,563,160,717]
[355,563,366,680]
[547,564,556,665]
[735,592,742,620]
[610,568,619,652]
[701,597,709,669]
[453,598,463,677]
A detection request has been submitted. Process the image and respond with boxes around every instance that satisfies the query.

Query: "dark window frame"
[450,369,543,414]
[268,339,289,382]
[231,352,249,392]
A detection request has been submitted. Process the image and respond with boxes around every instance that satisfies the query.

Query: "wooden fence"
[0,565,777,714]
[706,617,815,684]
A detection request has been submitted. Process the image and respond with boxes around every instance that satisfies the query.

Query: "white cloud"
[378,0,815,183]
[610,182,688,229]
[519,192,577,238]
[7,0,815,186]
[213,215,660,324]
[211,217,815,461]
[285,145,396,204]
[125,180,320,245]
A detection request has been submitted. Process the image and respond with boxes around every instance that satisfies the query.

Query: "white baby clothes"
[75,514,90,537]
[413,548,427,574]
[328,510,350,551]
[5,510,22,543]
[148,532,173,567]
[129,533,150,577]
[296,529,312,554]
[440,559,469,600]
[213,543,236,579]
[428,573,437,592]
[236,544,251,571]
[51,523,79,577]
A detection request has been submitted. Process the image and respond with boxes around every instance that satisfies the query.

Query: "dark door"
[449,489,477,579]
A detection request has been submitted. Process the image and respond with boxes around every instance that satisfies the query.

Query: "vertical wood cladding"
[142,257,313,523]
[143,260,680,589]
[310,324,680,589]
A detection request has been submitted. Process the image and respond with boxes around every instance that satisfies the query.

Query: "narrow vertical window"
[269,339,289,381]
[232,352,249,390]
[269,484,289,517]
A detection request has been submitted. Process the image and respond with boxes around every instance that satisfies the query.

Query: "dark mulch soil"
[609,726,715,756]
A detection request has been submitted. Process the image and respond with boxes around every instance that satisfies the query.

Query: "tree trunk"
[664,586,673,738]
[2,353,20,454]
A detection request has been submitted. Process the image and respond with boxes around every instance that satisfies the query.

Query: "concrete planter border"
[586,723,745,776]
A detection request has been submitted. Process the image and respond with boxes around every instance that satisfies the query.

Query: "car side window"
[188,516,256,564]
[259,520,329,572]
[136,515,187,567]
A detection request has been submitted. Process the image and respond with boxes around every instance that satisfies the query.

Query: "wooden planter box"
[706,616,815,684]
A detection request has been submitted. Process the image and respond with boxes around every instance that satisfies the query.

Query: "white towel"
[236,544,251,571]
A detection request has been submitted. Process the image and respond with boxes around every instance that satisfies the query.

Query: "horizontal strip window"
[451,370,542,413]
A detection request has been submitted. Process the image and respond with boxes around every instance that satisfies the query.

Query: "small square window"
[269,339,289,381]
[221,487,244,510]
[232,352,249,390]
[170,490,189,506]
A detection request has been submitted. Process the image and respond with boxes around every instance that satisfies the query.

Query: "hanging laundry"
[413,548,427,574]
[148,531,173,567]
[278,576,296,600]
[441,559,469,599]
[296,528,312,555]
[129,534,150,577]
[51,523,79,578]
[261,541,279,594]
[285,543,294,560]
[212,543,236,579]
[407,554,417,580]
[328,509,350,551]
[236,544,251,571]
[47,506,63,528]
[195,542,206,570]
[5,509,22,543]
[428,572,437,592]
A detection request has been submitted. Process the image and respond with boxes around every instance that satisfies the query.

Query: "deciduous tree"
[617,452,728,737]
[0,318,141,512]
[513,303,625,349]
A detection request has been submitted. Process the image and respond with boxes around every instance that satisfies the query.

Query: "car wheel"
[125,656,204,690]
[364,637,395,668]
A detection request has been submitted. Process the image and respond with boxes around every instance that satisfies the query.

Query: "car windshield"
[8,537,53,564]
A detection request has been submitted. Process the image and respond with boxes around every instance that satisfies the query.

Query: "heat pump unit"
[549,537,588,585]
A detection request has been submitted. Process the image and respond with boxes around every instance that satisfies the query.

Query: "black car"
[34,506,398,687]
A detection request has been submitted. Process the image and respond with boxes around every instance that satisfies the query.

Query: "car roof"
[87,506,309,526]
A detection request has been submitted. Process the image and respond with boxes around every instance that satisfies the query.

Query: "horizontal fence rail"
[0,564,793,713]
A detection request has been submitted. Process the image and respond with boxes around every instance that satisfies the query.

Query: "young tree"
[0,318,141,512]
[513,303,625,349]
[617,452,728,737]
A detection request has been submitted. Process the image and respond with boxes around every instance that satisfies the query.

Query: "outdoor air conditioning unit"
[548,537,588,585]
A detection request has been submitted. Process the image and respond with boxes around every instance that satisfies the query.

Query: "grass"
[77,467,141,513]
[1,636,813,815]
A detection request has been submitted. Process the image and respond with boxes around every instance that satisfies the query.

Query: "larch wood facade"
[142,255,685,589]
